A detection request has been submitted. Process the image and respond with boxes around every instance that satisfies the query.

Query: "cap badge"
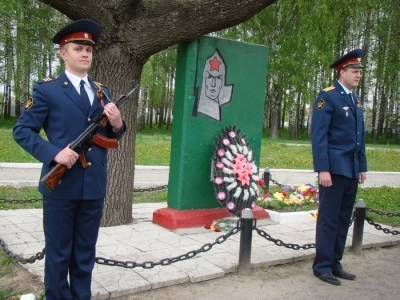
[84,33,88,38]
[317,99,325,110]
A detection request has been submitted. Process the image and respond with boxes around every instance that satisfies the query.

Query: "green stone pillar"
[168,36,268,210]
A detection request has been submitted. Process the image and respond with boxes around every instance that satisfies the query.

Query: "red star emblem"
[209,56,221,71]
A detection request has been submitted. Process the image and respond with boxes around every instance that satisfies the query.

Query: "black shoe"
[315,273,341,285]
[332,269,356,280]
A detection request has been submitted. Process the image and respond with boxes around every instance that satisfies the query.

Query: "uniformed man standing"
[311,49,367,285]
[13,19,126,299]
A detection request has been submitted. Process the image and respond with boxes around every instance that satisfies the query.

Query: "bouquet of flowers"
[256,181,319,212]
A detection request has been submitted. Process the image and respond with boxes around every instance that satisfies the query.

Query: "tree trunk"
[136,87,146,131]
[90,48,144,226]
[288,104,297,140]
[280,98,286,130]
[270,81,280,139]
[397,69,400,145]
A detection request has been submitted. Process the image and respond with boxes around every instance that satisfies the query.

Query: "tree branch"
[126,0,278,57]
[38,0,114,32]
[39,0,277,60]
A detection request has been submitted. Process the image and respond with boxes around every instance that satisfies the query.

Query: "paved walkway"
[1,163,400,299]
[1,204,400,299]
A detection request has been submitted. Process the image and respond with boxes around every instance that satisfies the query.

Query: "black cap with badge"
[52,19,100,47]
[330,49,364,71]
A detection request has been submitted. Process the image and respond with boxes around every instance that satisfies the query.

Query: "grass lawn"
[2,117,400,171]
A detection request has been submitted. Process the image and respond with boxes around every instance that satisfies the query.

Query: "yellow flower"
[297,184,309,192]
[289,195,302,204]
[273,192,285,200]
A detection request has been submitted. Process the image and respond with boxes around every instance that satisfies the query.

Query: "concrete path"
[1,204,399,299]
[1,163,400,299]
[1,163,399,188]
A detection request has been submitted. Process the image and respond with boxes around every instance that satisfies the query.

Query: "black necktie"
[348,92,355,105]
[80,80,91,112]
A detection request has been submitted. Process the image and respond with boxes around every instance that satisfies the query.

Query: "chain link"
[0,238,45,264]
[365,217,400,235]
[95,221,241,268]
[0,198,43,204]
[0,185,168,205]
[269,177,297,192]
[349,214,356,227]
[366,208,400,218]
[253,224,316,250]
[133,185,168,193]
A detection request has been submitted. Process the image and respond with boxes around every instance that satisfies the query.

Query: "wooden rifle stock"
[41,164,68,191]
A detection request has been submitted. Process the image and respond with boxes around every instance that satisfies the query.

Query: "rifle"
[41,82,139,191]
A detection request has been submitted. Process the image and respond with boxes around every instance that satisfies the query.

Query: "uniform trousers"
[43,196,104,300]
[312,174,358,276]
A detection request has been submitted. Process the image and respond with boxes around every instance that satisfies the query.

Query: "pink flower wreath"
[212,125,259,217]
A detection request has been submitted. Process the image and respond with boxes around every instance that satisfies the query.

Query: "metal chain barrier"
[133,185,168,193]
[95,221,241,269]
[0,185,168,205]
[0,238,45,264]
[366,207,400,218]
[365,217,400,235]
[269,177,297,192]
[253,209,356,251]
[0,198,42,204]
[349,213,356,227]
[253,220,316,250]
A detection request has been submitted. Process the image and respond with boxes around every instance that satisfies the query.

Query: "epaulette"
[37,76,58,84]
[323,86,335,92]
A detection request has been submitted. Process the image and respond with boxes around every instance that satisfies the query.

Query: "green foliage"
[0,185,167,210]
[364,132,398,145]
[258,198,318,213]
[0,251,14,277]
[0,117,17,130]
[359,186,400,226]
[0,186,43,210]
[0,0,67,117]
[133,189,167,203]
[217,0,400,141]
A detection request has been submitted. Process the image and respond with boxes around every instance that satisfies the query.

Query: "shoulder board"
[37,76,58,84]
[94,81,108,89]
[323,86,335,92]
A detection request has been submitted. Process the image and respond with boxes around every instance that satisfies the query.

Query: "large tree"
[38,0,278,226]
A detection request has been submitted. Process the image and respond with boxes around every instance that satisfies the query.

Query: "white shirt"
[65,70,94,105]
[338,80,354,103]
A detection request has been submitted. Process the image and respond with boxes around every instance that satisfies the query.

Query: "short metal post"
[351,199,366,254]
[238,208,254,275]
[263,167,270,193]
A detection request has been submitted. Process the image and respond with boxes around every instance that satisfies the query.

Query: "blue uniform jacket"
[311,80,367,179]
[13,71,126,200]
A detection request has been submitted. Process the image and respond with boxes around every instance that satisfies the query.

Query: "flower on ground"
[256,181,319,212]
